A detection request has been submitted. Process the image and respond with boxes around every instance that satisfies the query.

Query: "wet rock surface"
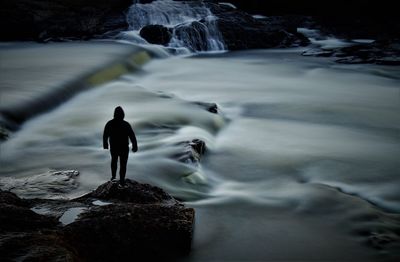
[62,203,194,260]
[0,180,195,261]
[303,39,400,65]
[173,139,207,165]
[140,25,173,45]
[81,179,174,204]
[207,3,309,50]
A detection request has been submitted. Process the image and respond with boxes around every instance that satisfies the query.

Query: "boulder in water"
[0,179,195,261]
[140,24,173,45]
[82,178,173,204]
[194,101,219,114]
[172,139,207,165]
[62,202,194,260]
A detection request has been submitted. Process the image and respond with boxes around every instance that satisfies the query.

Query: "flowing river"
[1,44,399,260]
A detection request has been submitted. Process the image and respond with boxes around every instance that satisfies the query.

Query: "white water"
[123,0,225,52]
[1,47,400,260]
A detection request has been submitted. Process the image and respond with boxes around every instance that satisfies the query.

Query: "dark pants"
[110,147,129,184]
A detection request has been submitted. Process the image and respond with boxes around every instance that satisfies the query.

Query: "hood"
[113,106,125,120]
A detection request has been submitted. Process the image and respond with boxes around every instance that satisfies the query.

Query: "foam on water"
[297,27,360,49]
[0,170,79,199]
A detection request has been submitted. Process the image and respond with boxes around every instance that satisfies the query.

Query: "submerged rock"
[194,101,219,114]
[0,126,9,141]
[173,139,207,165]
[0,179,195,261]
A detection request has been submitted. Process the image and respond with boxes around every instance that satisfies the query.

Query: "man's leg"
[119,148,129,185]
[111,151,118,180]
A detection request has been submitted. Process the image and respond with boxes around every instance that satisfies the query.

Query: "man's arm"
[128,124,138,152]
[103,122,110,149]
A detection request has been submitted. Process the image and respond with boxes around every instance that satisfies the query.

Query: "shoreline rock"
[302,39,400,65]
[0,180,195,261]
[0,0,133,42]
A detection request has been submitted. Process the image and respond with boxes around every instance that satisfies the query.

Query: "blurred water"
[124,0,225,51]
[1,48,399,260]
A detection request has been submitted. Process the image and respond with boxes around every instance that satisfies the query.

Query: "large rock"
[0,179,195,261]
[0,204,58,233]
[0,189,68,260]
[0,0,133,41]
[0,189,28,207]
[82,179,173,204]
[140,24,173,45]
[203,2,309,50]
[173,139,207,165]
[62,203,194,260]
[209,6,309,50]
[133,1,309,51]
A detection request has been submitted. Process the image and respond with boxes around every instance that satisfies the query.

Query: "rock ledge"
[0,179,194,261]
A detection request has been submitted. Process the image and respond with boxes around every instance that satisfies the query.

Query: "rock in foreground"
[0,180,195,261]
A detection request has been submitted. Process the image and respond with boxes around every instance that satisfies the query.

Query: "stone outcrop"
[140,25,173,45]
[0,0,133,41]
[302,39,400,65]
[213,10,309,50]
[0,180,195,261]
[139,2,309,51]
[62,203,194,260]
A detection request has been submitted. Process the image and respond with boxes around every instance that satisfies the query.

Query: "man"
[103,106,138,186]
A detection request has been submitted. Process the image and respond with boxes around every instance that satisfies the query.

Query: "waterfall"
[125,0,226,52]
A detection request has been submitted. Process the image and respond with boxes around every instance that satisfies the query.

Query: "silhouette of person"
[103,106,138,186]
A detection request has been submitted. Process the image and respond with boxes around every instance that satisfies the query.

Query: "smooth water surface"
[1,47,399,260]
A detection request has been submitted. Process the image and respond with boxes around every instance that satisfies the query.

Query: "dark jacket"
[103,107,138,152]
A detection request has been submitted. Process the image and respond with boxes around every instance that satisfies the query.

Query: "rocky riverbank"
[302,38,400,65]
[0,179,195,261]
[138,2,309,51]
[0,0,132,42]
[2,0,399,65]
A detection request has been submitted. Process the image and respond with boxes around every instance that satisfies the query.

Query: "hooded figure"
[103,106,138,186]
